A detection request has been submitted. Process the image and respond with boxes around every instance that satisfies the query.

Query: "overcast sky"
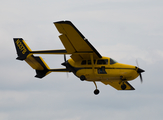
[1,0,163,120]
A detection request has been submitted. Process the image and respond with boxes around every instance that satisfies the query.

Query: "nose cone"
[136,67,145,83]
[137,68,145,73]
[61,62,66,66]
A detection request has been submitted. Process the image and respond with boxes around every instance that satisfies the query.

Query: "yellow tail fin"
[13,38,51,78]
[13,38,31,60]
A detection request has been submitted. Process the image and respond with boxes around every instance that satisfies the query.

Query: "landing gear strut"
[93,81,100,95]
[120,76,127,90]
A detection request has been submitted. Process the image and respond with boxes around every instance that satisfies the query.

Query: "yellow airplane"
[13,21,145,95]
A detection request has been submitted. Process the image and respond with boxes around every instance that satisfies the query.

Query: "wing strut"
[90,53,95,75]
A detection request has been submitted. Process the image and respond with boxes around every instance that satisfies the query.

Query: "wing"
[101,81,135,90]
[54,21,102,61]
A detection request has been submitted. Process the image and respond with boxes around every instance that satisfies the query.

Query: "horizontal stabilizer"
[25,55,51,78]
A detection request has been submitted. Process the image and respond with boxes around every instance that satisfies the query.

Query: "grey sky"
[0,0,163,120]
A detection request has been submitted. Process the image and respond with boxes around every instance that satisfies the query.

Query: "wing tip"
[53,20,72,24]
[53,20,86,39]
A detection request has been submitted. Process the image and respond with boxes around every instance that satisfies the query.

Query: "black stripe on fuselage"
[74,67,135,70]
[70,66,136,75]
[66,62,137,80]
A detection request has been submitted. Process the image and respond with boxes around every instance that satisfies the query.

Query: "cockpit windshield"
[110,58,117,65]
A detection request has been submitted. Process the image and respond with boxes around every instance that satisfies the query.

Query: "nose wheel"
[121,83,127,90]
[120,76,127,90]
[93,81,100,95]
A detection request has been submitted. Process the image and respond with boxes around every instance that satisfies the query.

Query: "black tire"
[80,75,86,81]
[94,89,100,95]
[121,84,126,90]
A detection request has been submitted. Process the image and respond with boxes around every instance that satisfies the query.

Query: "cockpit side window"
[81,60,96,65]
[81,60,86,65]
[88,60,96,65]
[110,58,117,65]
[97,59,108,65]
[88,60,91,65]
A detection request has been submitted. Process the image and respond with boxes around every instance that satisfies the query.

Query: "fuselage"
[67,56,139,83]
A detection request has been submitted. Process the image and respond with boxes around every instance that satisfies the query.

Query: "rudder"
[13,38,31,60]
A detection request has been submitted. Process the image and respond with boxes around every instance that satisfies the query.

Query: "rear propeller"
[64,54,66,63]
[136,60,145,83]
[62,54,69,77]
[61,54,67,67]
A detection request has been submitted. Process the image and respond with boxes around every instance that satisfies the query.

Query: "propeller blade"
[139,73,143,83]
[136,60,145,83]
[64,54,66,62]
[63,54,69,78]
[66,72,69,78]
[136,59,139,67]
[137,68,145,83]
[62,54,67,66]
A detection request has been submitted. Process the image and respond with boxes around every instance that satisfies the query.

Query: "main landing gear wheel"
[93,81,100,95]
[80,75,86,81]
[121,84,126,90]
[94,89,100,95]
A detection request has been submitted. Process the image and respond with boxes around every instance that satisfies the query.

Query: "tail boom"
[13,38,70,78]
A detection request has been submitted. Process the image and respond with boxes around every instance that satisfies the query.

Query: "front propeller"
[136,60,145,83]
[137,68,145,83]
